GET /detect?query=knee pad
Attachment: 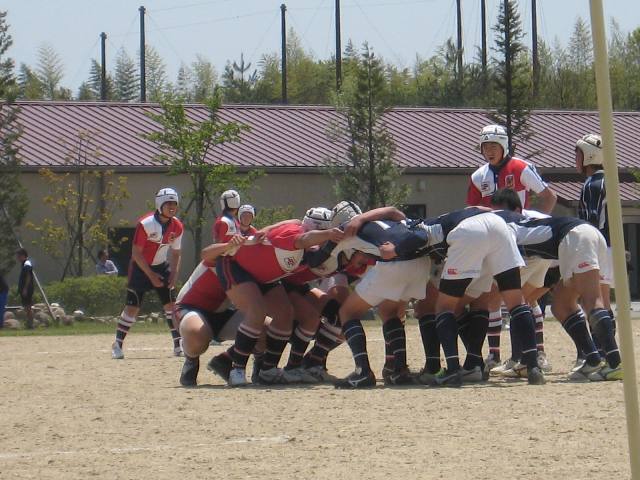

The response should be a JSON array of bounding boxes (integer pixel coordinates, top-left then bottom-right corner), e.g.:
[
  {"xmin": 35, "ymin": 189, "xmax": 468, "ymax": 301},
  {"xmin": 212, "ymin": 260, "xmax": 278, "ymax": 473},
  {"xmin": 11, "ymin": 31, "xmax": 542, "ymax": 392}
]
[
  {"xmin": 125, "ymin": 289, "xmax": 143, "ymax": 308},
  {"xmin": 494, "ymin": 267, "xmax": 522, "ymax": 292},
  {"xmin": 439, "ymin": 278, "xmax": 472, "ymax": 297}
]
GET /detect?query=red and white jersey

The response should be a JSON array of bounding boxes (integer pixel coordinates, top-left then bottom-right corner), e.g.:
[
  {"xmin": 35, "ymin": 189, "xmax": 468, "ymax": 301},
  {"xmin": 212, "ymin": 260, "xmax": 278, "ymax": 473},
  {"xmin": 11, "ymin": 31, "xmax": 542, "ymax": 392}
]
[
  {"xmin": 240, "ymin": 225, "xmax": 258, "ymax": 237},
  {"xmin": 176, "ymin": 261, "xmax": 229, "ymax": 313},
  {"xmin": 467, "ymin": 157, "xmax": 547, "ymax": 209},
  {"xmin": 231, "ymin": 223, "xmax": 306, "ymax": 283},
  {"xmin": 133, "ymin": 212, "xmax": 184, "ymax": 266},
  {"xmin": 213, "ymin": 212, "xmax": 241, "ymax": 242}
]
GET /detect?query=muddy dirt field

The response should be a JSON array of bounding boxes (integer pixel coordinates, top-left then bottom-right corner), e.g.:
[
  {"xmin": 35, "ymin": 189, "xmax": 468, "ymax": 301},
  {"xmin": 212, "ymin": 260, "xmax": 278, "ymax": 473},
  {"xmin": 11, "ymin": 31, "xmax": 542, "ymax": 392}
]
[{"xmin": 1, "ymin": 320, "xmax": 638, "ymax": 480}]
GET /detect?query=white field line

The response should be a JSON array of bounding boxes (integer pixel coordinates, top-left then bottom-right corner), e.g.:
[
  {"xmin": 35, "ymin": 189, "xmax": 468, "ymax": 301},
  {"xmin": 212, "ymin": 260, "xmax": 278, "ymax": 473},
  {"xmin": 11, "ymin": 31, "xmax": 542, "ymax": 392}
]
[{"xmin": 0, "ymin": 436, "xmax": 293, "ymax": 460}]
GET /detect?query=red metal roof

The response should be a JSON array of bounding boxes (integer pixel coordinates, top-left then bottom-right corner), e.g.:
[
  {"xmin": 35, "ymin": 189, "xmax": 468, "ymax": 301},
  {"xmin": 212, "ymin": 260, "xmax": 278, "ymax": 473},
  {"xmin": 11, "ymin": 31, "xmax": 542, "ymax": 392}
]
[
  {"xmin": 9, "ymin": 101, "xmax": 640, "ymax": 171},
  {"xmin": 548, "ymin": 180, "xmax": 640, "ymax": 203}
]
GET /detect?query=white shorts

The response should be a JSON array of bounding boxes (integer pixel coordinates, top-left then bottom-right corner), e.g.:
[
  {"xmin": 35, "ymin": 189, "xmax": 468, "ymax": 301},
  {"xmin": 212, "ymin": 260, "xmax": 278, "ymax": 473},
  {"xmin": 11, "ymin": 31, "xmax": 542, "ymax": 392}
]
[
  {"xmin": 521, "ymin": 256, "xmax": 552, "ymax": 289},
  {"xmin": 558, "ymin": 224, "xmax": 608, "ymax": 282},
  {"xmin": 318, "ymin": 272, "xmax": 349, "ymax": 292},
  {"xmin": 355, "ymin": 256, "xmax": 430, "ymax": 306},
  {"xmin": 441, "ymin": 213, "xmax": 525, "ymax": 281},
  {"xmin": 599, "ymin": 247, "xmax": 614, "ymax": 287}
]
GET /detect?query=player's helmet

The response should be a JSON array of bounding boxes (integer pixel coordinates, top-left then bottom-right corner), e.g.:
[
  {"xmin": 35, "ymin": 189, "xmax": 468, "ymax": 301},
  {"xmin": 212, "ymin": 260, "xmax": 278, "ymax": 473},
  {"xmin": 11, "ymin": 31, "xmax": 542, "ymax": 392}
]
[
  {"xmin": 302, "ymin": 207, "xmax": 333, "ymax": 231},
  {"xmin": 576, "ymin": 133, "xmax": 603, "ymax": 167},
  {"xmin": 330, "ymin": 201, "xmax": 362, "ymax": 228},
  {"xmin": 238, "ymin": 204, "xmax": 255, "ymax": 218},
  {"xmin": 220, "ymin": 190, "xmax": 241, "ymax": 211},
  {"xmin": 479, "ymin": 124, "xmax": 509, "ymax": 158},
  {"xmin": 155, "ymin": 187, "xmax": 179, "ymax": 212}
]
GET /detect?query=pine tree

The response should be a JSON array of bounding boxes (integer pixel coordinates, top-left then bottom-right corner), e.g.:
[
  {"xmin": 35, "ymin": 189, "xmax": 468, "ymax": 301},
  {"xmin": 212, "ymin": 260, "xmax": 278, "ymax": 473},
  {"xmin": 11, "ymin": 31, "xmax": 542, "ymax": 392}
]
[
  {"xmin": 488, "ymin": 0, "xmax": 532, "ymax": 155},
  {"xmin": 326, "ymin": 43, "xmax": 409, "ymax": 210},
  {"xmin": 174, "ymin": 63, "xmax": 193, "ymax": 102},
  {"xmin": 144, "ymin": 45, "xmax": 167, "ymax": 101},
  {"xmin": 191, "ymin": 54, "xmax": 217, "ymax": 102},
  {"xmin": 35, "ymin": 43, "xmax": 65, "ymax": 100},
  {"xmin": 17, "ymin": 63, "xmax": 44, "ymax": 99},
  {"xmin": 113, "ymin": 48, "xmax": 138, "ymax": 102}
]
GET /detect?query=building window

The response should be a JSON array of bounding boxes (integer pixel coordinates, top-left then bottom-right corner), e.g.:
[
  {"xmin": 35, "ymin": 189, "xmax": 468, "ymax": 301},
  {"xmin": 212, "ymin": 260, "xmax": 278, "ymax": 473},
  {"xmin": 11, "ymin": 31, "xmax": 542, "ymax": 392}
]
[
  {"xmin": 403, "ymin": 204, "xmax": 426, "ymax": 220},
  {"xmin": 109, "ymin": 227, "xmax": 135, "ymax": 276}
]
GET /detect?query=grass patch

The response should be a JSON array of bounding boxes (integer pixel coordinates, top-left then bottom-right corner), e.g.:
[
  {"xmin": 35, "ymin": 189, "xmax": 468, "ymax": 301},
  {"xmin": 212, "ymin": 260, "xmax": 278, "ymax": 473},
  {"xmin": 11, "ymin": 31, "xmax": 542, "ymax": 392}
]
[{"xmin": 0, "ymin": 321, "xmax": 169, "ymax": 337}]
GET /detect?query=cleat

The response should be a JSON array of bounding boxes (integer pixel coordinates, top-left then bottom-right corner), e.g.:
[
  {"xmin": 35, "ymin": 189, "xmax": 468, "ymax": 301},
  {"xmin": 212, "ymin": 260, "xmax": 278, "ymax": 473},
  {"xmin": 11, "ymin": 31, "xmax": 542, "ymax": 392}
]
[
  {"xmin": 250, "ymin": 355, "xmax": 264, "ymax": 384},
  {"xmin": 257, "ymin": 367, "xmax": 286, "ymax": 385},
  {"xmin": 416, "ymin": 368, "xmax": 441, "ymax": 385},
  {"xmin": 179, "ymin": 356, "xmax": 199, "ymax": 387},
  {"xmin": 497, "ymin": 361, "xmax": 528, "ymax": 378},
  {"xmin": 588, "ymin": 364, "xmax": 623, "ymax": 381},
  {"xmin": 382, "ymin": 366, "xmax": 415, "ymax": 386},
  {"xmin": 228, "ymin": 368, "xmax": 248, "ymax": 387},
  {"xmin": 568, "ymin": 361, "xmax": 602, "ymax": 382},
  {"xmin": 491, "ymin": 358, "xmax": 517, "ymax": 376},
  {"xmin": 304, "ymin": 365, "xmax": 338, "ymax": 383},
  {"xmin": 207, "ymin": 354, "xmax": 232, "ymax": 381},
  {"xmin": 334, "ymin": 369, "xmax": 376, "ymax": 389},
  {"xmin": 111, "ymin": 342, "xmax": 124, "ymax": 360},
  {"xmin": 483, "ymin": 354, "xmax": 500, "ymax": 373},
  {"xmin": 431, "ymin": 368, "xmax": 462, "ymax": 387},
  {"xmin": 173, "ymin": 346, "xmax": 184, "ymax": 357},
  {"xmin": 537, "ymin": 351, "xmax": 552, "ymax": 373},
  {"xmin": 460, "ymin": 366, "xmax": 484, "ymax": 383},
  {"xmin": 573, "ymin": 357, "xmax": 586, "ymax": 370},
  {"xmin": 527, "ymin": 366, "xmax": 546, "ymax": 385},
  {"xmin": 283, "ymin": 367, "xmax": 320, "ymax": 384}
]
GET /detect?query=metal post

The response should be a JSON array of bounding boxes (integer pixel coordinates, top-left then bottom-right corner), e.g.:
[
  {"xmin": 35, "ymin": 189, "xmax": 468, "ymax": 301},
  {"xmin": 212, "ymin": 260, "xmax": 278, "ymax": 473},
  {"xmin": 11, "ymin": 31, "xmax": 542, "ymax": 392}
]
[
  {"xmin": 139, "ymin": 5, "xmax": 146, "ymax": 102},
  {"xmin": 335, "ymin": 0, "xmax": 342, "ymax": 91},
  {"xmin": 456, "ymin": 0, "xmax": 463, "ymax": 83},
  {"xmin": 531, "ymin": 0, "xmax": 539, "ymax": 97},
  {"xmin": 589, "ymin": 3, "xmax": 640, "ymax": 478},
  {"xmin": 503, "ymin": 0, "xmax": 512, "ymax": 153},
  {"xmin": 281, "ymin": 4, "xmax": 288, "ymax": 104},
  {"xmin": 481, "ymin": 0, "xmax": 487, "ymax": 74},
  {"xmin": 100, "ymin": 32, "xmax": 107, "ymax": 101}
]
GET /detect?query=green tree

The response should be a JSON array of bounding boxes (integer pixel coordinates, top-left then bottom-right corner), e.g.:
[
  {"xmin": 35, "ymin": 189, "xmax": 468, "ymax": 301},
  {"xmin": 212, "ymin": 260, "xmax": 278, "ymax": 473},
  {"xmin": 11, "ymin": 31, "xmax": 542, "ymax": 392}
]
[
  {"xmin": 26, "ymin": 131, "xmax": 130, "ymax": 279},
  {"xmin": 145, "ymin": 45, "xmax": 167, "ymax": 102},
  {"xmin": 0, "ymin": 10, "xmax": 28, "ymax": 275},
  {"xmin": 488, "ymin": 0, "xmax": 532, "ymax": 155},
  {"xmin": 174, "ymin": 63, "xmax": 193, "ymax": 102},
  {"xmin": 222, "ymin": 53, "xmax": 260, "ymax": 103},
  {"xmin": 142, "ymin": 92, "xmax": 260, "ymax": 264},
  {"xmin": 35, "ymin": 43, "xmax": 70, "ymax": 100},
  {"xmin": 191, "ymin": 55, "xmax": 217, "ymax": 102},
  {"xmin": 85, "ymin": 59, "xmax": 113, "ymax": 100},
  {"xmin": 17, "ymin": 63, "xmax": 44, "ymax": 99},
  {"xmin": 113, "ymin": 48, "xmax": 138, "ymax": 102},
  {"xmin": 326, "ymin": 43, "xmax": 409, "ymax": 210}
]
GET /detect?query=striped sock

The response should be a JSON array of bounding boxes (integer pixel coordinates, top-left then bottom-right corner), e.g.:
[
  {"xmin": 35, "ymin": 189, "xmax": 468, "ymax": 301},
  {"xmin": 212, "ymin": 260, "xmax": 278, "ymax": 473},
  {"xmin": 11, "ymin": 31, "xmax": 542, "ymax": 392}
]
[
  {"xmin": 165, "ymin": 310, "xmax": 181, "ymax": 351},
  {"xmin": 533, "ymin": 303, "xmax": 544, "ymax": 352},
  {"xmin": 487, "ymin": 309, "xmax": 502, "ymax": 362},
  {"xmin": 342, "ymin": 319, "xmax": 371, "ymax": 373},
  {"xmin": 382, "ymin": 317, "xmax": 407, "ymax": 372},
  {"xmin": 436, "ymin": 311, "xmax": 460, "ymax": 372},
  {"xmin": 286, "ymin": 325, "xmax": 315, "ymax": 369},
  {"xmin": 589, "ymin": 308, "xmax": 621, "ymax": 368},
  {"xmin": 262, "ymin": 325, "xmax": 292, "ymax": 370},
  {"xmin": 115, "ymin": 311, "xmax": 135, "ymax": 348},
  {"xmin": 231, "ymin": 324, "xmax": 261, "ymax": 369},
  {"xmin": 509, "ymin": 305, "xmax": 537, "ymax": 369},
  {"xmin": 303, "ymin": 321, "xmax": 343, "ymax": 368},
  {"xmin": 562, "ymin": 311, "xmax": 600, "ymax": 366},
  {"xmin": 418, "ymin": 314, "xmax": 441, "ymax": 374}
]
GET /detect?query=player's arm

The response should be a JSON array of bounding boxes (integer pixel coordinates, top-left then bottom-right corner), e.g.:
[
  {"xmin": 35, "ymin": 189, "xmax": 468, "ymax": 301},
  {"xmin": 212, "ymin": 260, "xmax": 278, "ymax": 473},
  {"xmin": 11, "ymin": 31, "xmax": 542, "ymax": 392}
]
[
  {"xmin": 131, "ymin": 245, "xmax": 163, "ymax": 288},
  {"xmin": 535, "ymin": 187, "xmax": 557, "ymax": 214},
  {"xmin": 255, "ymin": 219, "xmax": 302, "ymax": 241},
  {"xmin": 201, "ymin": 235, "xmax": 247, "ymax": 263},
  {"xmin": 295, "ymin": 228, "xmax": 344, "ymax": 249},
  {"xmin": 168, "ymin": 249, "xmax": 181, "ymax": 289},
  {"xmin": 521, "ymin": 165, "xmax": 556, "ymax": 214},
  {"xmin": 343, "ymin": 207, "xmax": 406, "ymax": 237}
]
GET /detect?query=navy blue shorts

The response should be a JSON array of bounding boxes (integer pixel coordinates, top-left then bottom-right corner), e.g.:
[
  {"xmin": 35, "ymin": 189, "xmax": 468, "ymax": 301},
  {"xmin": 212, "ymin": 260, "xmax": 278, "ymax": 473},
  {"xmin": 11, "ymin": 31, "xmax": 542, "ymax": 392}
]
[
  {"xmin": 216, "ymin": 257, "xmax": 280, "ymax": 294},
  {"xmin": 176, "ymin": 305, "xmax": 236, "ymax": 342},
  {"xmin": 282, "ymin": 280, "xmax": 312, "ymax": 295},
  {"xmin": 126, "ymin": 262, "xmax": 174, "ymax": 307}
]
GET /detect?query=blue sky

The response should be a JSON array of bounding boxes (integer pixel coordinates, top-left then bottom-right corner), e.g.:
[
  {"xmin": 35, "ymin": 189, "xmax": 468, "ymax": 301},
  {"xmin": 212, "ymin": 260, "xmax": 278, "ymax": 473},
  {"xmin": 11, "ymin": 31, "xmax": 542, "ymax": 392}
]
[{"xmin": 5, "ymin": 0, "xmax": 639, "ymax": 91}]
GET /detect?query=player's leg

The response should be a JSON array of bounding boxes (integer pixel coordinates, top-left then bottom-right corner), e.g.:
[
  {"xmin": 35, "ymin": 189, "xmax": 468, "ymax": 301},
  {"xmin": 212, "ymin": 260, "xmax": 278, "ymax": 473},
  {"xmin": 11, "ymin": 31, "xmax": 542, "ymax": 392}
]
[
  {"xmin": 414, "ymin": 280, "xmax": 441, "ymax": 382},
  {"xmin": 177, "ymin": 310, "xmax": 213, "ymax": 386},
  {"xmin": 379, "ymin": 300, "xmax": 412, "ymax": 385},
  {"xmin": 283, "ymin": 289, "xmax": 321, "ymax": 383}
]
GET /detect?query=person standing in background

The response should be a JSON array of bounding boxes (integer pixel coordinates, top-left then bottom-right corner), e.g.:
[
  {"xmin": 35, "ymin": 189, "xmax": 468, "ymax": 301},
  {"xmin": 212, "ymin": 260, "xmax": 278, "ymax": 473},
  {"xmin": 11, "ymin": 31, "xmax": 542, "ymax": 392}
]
[
  {"xmin": 96, "ymin": 249, "xmax": 119, "ymax": 276},
  {"xmin": 16, "ymin": 248, "xmax": 34, "ymax": 329}
]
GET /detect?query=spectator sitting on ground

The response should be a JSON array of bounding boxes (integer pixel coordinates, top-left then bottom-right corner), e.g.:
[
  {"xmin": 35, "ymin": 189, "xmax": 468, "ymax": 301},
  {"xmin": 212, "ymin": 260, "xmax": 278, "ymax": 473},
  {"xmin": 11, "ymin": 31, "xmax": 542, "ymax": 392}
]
[{"xmin": 96, "ymin": 250, "xmax": 119, "ymax": 276}]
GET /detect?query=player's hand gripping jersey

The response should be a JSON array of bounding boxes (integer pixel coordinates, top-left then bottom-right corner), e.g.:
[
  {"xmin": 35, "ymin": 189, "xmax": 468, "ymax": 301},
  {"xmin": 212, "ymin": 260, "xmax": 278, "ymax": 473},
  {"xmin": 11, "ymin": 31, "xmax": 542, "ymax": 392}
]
[{"xmin": 132, "ymin": 212, "xmax": 184, "ymax": 265}]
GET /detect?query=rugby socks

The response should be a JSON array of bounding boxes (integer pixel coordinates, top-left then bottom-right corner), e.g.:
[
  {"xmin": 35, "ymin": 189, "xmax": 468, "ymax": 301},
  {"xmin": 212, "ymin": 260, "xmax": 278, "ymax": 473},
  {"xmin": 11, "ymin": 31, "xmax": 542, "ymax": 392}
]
[
  {"xmin": 382, "ymin": 317, "xmax": 407, "ymax": 372},
  {"xmin": 115, "ymin": 311, "xmax": 136, "ymax": 348},
  {"xmin": 562, "ymin": 311, "xmax": 601, "ymax": 367},
  {"xmin": 486, "ymin": 309, "xmax": 502, "ymax": 362},
  {"xmin": 436, "ymin": 311, "xmax": 460, "ymax": 372},
  {"xmin": 533, "ymin": 304, "xmax": 545, "ymax": 352},
  {"xmin": 418, "ymin": 314, "xmax": 441, "ymax": 374},
  {"xmin": 342, "ymin": 319, "xmax": 371, "ymax": 373},
  {"xmin": 303, "ymin": 321, "xmax": 343, "ymax": 368},
  {"xmin": 508, "ymin": 315, "xmax": 523, "ymax": 362},
  {"xmin": 286, "ymin": 325, "xmax": 316, "ymax": 369},
  {"xmin": 509, "ymin": 305, "xmax": 537, "ymax": 369},
  {"xmin": 456, "ymin": 311, "xmax": 472, "ymax": 351},
  {"xmin": 589, "ymin": 308, "xmax": 621, "ymax": 368},
  {"xmin": 262, "ymin": 325, "xmax": 293, "ymax": 370},
  {"xmin": 462, "ymin": 310, "xmax": 489, "ymax": 370},
  {"xmin": 609, "ymin": 309, "xmax": 616, "ymax": 337},
  {"xmin": 165, "ymin": 310, "xmax": 181, "ymax": 351},
  {"xmin": 231, "ymin": 324, "xmax": 262, "ymax": 369}
]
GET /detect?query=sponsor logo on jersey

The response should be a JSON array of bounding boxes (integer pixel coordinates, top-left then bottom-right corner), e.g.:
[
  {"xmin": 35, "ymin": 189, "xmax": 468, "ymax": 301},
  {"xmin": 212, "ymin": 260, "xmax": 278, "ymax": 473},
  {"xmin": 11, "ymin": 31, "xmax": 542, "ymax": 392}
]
[
  {"xmin": 447, "ymin": 268, "xmax": 458, "ymax": 275},
  {"xmin": 481, "ymin": 182, "xmax": 490, "ymax": 193},
  {"xmin": 505, "ymin": 174, "xmax": 515, "ymax": 189},
  {"xmin": 149, "ymin": 232, "xmax": 161, "ymax": 241},
  {"xmin": 284, "ymin": 257, "xmax": 297, "ymax": 269},
  {"xmin": 578, "ymin": 262, "xmax": 592, "ymax": 269}
]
